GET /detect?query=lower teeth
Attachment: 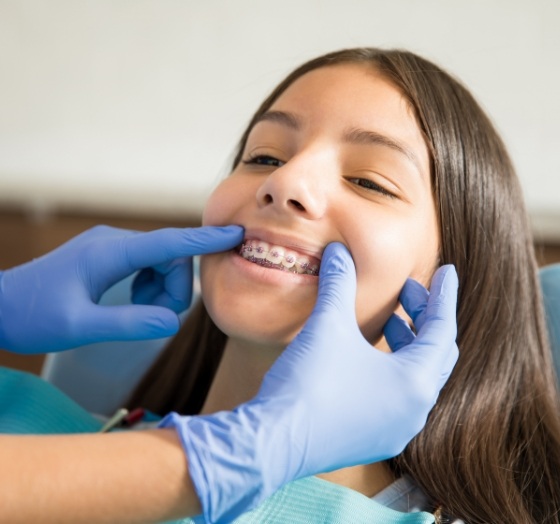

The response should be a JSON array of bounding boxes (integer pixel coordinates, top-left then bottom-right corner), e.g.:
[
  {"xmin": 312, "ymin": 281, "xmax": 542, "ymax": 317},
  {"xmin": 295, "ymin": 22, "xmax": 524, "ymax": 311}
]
[{"xmin": 239, "ymin": 245, "xmax": 319, "ymax": 276}]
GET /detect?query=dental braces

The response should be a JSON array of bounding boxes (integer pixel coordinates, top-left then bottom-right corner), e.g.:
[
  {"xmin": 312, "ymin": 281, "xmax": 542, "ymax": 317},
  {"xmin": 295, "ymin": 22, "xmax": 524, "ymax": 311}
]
[{"xmin": 239, "ymin": 242, "xmax": 320, "ymax": 276}]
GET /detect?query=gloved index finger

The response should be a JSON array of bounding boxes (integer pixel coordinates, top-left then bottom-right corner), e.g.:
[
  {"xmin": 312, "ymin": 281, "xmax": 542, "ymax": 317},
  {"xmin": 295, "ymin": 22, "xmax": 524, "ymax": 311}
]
[
  {"xmin": 399, "ymin": 278, "xmax": 429, "ymax": 324},
  {"xmin": 122, "ymin": 225, "xmax": 244, "ymax": 270}
]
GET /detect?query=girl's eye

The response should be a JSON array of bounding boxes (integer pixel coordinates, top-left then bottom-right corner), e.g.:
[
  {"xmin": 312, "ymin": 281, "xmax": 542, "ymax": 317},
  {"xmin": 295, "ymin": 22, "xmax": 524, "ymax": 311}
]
[
  {"xmin": 347, "ymin": 177, "xmax": 396, "ymax": 199},
  {"xmin": 243, "ymin": 155, "xmax": 285, "ymax": 168}
]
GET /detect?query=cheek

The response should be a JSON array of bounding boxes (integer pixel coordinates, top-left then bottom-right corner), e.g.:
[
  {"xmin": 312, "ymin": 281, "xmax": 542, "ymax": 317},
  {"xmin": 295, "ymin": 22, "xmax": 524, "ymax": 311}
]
[
  {"xmin": 352, "ymin": 240, "xmax": 409, "ymax": 343},
  {"xmin": 350, "ymin": 212, "xmax": 439, "ymax": 342},
  {"xmin": 202, "ymin": 178, "xmax": 242, "ymax": 226}
]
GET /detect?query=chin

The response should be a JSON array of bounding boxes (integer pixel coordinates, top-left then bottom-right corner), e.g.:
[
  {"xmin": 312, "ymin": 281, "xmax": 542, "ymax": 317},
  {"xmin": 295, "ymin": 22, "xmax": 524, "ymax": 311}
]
[
  {"xmin": 201, "ymin": 286, "xmax": 307, "ymax": 349},
  {"xmin": 206, "ymin": 304, "xmax": 306, "ymax": 350}
]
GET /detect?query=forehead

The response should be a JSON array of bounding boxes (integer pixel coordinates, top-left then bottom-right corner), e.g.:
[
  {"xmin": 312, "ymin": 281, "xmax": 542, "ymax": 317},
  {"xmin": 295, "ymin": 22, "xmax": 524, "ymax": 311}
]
[{"xmin": 270, "ymin": 63, "xmax": 415, "ymax": 126}]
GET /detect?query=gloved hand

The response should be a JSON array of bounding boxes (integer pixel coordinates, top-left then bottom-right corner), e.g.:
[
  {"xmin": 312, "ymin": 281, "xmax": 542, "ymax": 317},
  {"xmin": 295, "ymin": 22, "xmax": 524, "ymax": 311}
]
[
  {"xmin": 0, "ymin": 225, "xmax": 243, "ymax": 353},
  {"xmin": 162, "ymin": 242, "xmax": 459, "ymax": 523}
]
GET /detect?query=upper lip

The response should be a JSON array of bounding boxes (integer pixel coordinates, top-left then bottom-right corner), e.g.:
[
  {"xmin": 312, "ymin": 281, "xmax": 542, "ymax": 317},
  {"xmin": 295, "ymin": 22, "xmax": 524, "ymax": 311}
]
[{"xmin": 242, "ymin": 227, "xmax": 325, "ymax": 261}]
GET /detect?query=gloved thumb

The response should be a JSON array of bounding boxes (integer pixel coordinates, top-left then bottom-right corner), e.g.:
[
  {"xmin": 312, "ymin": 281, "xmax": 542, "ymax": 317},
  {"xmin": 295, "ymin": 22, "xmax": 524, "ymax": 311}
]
[
  {"xmin": 312, "ymin": 242, "xmax": 356, "ymax": 319},
  {"xmin": 79, "ymin": 304, "xmax": 180, "ymax": 343}
]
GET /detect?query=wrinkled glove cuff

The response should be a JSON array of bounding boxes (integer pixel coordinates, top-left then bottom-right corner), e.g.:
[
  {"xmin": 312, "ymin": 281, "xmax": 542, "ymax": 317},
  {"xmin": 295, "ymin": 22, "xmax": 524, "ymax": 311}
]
[{"xmin": 159, "ymin": 402, "xmax": 301, "ymax": 523}]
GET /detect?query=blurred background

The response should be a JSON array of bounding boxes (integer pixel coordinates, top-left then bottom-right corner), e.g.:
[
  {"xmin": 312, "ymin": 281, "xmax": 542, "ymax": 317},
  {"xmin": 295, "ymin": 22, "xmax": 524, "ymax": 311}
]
[{"xmin": 1, "ymin": 0, "xmax": 559, "ymax": 371}]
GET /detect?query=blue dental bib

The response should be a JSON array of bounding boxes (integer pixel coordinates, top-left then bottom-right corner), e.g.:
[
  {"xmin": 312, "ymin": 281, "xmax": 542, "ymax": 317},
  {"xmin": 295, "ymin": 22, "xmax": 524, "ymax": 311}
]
[{"xmin": 175, "ymin": 475, "xmax": 435, "ymax": 524}]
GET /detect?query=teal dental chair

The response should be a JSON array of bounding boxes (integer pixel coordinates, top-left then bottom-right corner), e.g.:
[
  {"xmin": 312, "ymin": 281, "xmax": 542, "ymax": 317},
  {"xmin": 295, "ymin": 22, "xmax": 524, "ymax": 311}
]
[{"xmin": 42, "ymin": 264, "xmax": 560, "ymax": 416}]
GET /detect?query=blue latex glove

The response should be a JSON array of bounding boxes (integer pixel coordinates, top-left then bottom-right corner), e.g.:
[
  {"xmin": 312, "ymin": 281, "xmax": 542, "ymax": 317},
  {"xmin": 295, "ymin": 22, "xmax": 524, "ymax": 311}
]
[
  {"xmin": 0, "ymin": 225, "xmax": 243, "ymax": 353},
  {"xmin": 161, "ymin": 242, "xmax": 459, "ymax": 523}
]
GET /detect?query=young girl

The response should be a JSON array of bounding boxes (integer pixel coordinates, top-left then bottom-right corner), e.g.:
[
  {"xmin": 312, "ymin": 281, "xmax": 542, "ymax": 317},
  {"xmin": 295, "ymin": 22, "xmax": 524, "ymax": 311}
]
[{"xmin": 129, "ymin": 48, "xmax": 560, "ymax": 523}]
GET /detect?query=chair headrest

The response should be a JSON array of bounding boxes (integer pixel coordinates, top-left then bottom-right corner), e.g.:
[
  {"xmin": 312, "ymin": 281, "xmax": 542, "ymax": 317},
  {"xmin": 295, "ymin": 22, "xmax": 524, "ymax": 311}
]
[{"xmin": 540, "ymin": 264, "xmax": 560, "ymax": 380}]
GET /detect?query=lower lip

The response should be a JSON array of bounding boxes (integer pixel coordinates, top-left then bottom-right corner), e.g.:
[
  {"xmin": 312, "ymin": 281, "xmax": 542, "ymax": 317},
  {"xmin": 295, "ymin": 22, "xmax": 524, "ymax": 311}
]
[{"xmin": 229, "ymin": 250, "xmax": 319, "ymax": 285}]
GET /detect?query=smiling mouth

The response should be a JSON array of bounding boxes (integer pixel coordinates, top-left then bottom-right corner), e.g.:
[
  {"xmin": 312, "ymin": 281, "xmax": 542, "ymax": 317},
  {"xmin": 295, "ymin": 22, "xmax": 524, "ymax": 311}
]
[{"xmin": 238, "ymin": 239, "xmax": 321, "ymax": 276}]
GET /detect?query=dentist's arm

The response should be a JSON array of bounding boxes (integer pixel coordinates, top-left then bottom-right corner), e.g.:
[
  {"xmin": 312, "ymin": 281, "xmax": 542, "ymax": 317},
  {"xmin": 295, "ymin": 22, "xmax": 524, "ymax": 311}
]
[
  {"xmin": 0, "ymin": 225, "xmax": 244, "ymax": 353},
  {"xmin": 0, "ymin": 429, "xmax": 200, "ymax": 524}
]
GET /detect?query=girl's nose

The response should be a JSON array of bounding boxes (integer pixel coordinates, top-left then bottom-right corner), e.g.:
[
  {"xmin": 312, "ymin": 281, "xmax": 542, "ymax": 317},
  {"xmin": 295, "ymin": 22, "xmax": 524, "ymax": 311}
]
[{"xmin": 255, "ymin": 160, "xmax": 328, "ymax": 220}]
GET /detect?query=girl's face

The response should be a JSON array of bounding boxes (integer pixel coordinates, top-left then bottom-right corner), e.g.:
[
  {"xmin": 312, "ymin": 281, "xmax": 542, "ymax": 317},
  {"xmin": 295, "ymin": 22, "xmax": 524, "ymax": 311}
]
[{"xmin": 201, "ymin": 64, "xmax": 439, "ymax": 350}]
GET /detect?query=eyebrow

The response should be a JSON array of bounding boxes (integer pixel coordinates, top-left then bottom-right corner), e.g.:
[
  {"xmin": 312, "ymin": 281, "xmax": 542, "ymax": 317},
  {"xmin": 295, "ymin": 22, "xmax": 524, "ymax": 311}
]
[
  {"xmin": 343, "ymin": 127, "xmax": 422, "ymax": 175},
  {"xmin": 253, "ymin": 110, "xmax": 301, "ymax": 130},
  {"xmin": 253, "ymin": 110, "xmax": 422, "ymax": 175}
]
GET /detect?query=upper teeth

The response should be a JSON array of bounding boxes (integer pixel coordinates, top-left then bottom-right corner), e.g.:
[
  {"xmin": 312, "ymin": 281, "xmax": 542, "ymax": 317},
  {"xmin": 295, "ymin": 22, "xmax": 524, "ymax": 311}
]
[{"xmin": 240, "ymin": 239, "xmax": 320, "ymax": 276}]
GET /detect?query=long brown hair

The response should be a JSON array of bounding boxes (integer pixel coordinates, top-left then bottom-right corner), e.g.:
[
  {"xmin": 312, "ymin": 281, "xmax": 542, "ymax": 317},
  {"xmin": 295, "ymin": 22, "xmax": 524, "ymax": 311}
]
[{"xmin": 129, "ymin": 48, "xmax": 560, "ymax": 523}]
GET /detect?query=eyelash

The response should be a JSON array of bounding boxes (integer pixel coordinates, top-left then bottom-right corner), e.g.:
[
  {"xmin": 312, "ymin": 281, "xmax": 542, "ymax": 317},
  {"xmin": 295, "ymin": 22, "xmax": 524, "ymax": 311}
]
[
  {"xmin": 346, "ymin": 177, "xmax": 396, "ymax": 199},
  {"xmin": 243, "ymin": 155, "xmax": 396, "ymax": 199},
  {"xmin": 242, "ymin": 155, "xmax": 285, "ymax": 167}
]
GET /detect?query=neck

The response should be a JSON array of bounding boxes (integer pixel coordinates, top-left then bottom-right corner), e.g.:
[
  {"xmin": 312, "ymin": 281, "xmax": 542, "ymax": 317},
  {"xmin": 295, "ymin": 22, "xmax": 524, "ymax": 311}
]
[
  {"xmin": 200, "ymin": 338, "xmax": 278, "ymax": 414},
  {"xmin": 200, "ymin": 338, "xmax": 395, "ymax": 498}
]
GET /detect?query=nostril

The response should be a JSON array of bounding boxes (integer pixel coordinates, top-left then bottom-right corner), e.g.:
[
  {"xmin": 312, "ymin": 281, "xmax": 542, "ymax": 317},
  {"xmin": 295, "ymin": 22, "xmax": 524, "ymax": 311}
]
[
  {"xmin": 263, "ymin": 194, "xmax": 273, "ymax": 204},
  {"xmin": 289, "ymin": 199, "xmax": 305, "ymax": 211}
]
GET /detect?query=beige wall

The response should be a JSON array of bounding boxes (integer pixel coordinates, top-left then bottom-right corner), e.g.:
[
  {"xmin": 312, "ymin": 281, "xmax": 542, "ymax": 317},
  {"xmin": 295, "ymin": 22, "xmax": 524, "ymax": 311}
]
[{"xmin": 0, "ymin": 1, "xmax": 559, "ymax": 239}]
